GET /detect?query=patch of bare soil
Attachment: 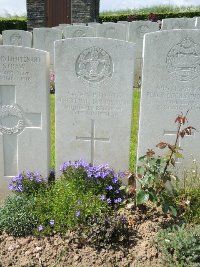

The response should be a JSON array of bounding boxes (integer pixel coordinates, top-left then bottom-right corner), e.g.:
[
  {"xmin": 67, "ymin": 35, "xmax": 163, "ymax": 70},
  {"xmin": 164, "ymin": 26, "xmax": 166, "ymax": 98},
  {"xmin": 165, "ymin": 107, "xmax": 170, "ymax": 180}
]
[{"xmin": 0, "ymin": 205, "xmax": 177, "ymax": 267}]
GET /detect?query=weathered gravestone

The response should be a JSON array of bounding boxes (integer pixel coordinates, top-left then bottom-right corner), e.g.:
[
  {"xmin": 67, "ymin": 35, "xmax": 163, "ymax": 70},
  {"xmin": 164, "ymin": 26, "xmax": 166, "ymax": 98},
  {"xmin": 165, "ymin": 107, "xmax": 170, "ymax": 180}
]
[
  {"xmin": 63, "ymin": 25, "xmax": 96, "ymax": 38},
  {"xmin": 96, "ymin": 24, "xmax": 128, "ymax": 40},
  {"xmin": 55, "ymin": 38, "xmax": 135, "ymax": 176},
  {"xmin": 128, "ymin": 21, "xmax": 159, "ymax": 87},
  {"xmin": 33, "ymin": 28, "xmax": 62, "ymax": 68},
  {"xmin": 2, "ymin": 30, "xmax": 32, "ymax": 47},
  {"xmin": 0, "ymin": 35, "xmax": 2, "ymax": 45},
  {"xmin": 0, "ymin": 46, "xmax": 50, "ymax": 202},
  {"xmin": 137, "ymin": 30, "xmax": 200, "ymax": 177},
  {"xmin": 161, "ymin": 18, "xmax": 196, "ymax": 30}
]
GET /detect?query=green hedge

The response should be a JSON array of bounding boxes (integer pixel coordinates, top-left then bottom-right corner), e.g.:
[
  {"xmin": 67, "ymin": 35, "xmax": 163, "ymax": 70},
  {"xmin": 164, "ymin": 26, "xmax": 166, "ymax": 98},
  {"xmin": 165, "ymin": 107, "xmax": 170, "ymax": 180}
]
[
  {"xmin": 0, "ymin": 19, "xmax": 27, "ymax": 34},
  {"xmin": 99, "ymin": 11, "xmax": 200, "ymax": 22}
]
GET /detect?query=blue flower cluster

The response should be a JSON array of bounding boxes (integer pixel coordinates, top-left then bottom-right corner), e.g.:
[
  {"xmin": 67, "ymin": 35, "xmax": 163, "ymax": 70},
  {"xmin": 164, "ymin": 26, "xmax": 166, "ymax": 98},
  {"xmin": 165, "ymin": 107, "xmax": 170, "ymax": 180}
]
[
  {"xmin": 9, "ymin": 171, "xmax": 48, "ymax": 194},
  {"xmin": 61, "ymin": 159, "xmax": 126, "ymax": 206}
]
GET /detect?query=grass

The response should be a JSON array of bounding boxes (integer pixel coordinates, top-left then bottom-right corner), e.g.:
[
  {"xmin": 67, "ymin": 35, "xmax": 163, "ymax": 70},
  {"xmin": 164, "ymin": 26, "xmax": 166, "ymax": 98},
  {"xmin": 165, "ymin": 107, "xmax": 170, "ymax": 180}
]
[
  {"xmin": 50, "ymin": 89, "xmax": 140, "ymax": 171},
  {"xmin": 50, "ymin": 95, "xmax": 55, "ymax": 170},
  {"xmin": 101, "ymin": 5, "xmax": 200, "ymax": 16},
  {"xmin": 130, "ymin": 88, "xmax": 140, "ymax": 172}
]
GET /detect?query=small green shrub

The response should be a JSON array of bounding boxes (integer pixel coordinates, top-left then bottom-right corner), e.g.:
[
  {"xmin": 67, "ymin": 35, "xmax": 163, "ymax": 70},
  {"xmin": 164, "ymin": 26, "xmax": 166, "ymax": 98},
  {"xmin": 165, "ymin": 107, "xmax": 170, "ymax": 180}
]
[
  {"xmin": 0, "ymin": 19, "xmax": 27, "ymax": 34},
  {"xmin": 157, "ymin": 224, "xmax": 200, "ymax": 267},
  {"xmin": 0, "ymin": 195, "xmax": 38, "ymax": 236},
  {"xmin": 33, "ymin": 160, "xmax": 126, "ymax": 235},
  {"xmin": 33, "ymin": 177, "xmax": 109, "ymax": 235}
]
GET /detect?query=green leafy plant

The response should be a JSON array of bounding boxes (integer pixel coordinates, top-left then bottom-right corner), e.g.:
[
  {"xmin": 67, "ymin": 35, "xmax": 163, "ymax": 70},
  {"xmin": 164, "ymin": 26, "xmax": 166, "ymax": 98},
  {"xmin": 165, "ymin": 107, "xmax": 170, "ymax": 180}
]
[
  {"xmin": 0, "ymin": 195, "xmax": 38, "ymax": 236},
  {"xmin": 136, "ymin": 111, "xmax": 196, "ymax": 215},
  {"xmin": 157, "ymin": 224, "xmax": 200, "ymax": 267},
  {"xmin": 33, "ymin": 177, "xmax": 109, "ymax": 235}
]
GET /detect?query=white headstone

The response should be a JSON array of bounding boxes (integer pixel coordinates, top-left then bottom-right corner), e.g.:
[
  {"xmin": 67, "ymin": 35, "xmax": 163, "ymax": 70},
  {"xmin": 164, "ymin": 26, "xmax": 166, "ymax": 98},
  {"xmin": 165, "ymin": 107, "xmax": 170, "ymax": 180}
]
[
  {"xmin": 0, "ymin": 46, "xmax": 50, "ymax": 201},
  {"xmin": 2, "ymin": 30, "xmax": 32, "ymax": 47},
  {"xmin": 63, "ymin": 25, "xmax": 96, "ymax": 38},
  {"xmin": 33, "ymin": 28, "xmax": 62, "ymax": 67},
  {"xmin": 55, "ymin": 38, "xmax": 135, "ymax": 175},
  {"xmin": 96, "ymin": 23, "xmax": 128, "ymax": 40},
  {"xmin": 128, "ymin": 21, "xmax": 159, "ymax": 87},
  {"xmin": 161, "ymin": 18, "xmax": 196, "ymax": 30},
  {"xmin": 137, "ymin": 30, "xmax": 200, "ymax": 176}
]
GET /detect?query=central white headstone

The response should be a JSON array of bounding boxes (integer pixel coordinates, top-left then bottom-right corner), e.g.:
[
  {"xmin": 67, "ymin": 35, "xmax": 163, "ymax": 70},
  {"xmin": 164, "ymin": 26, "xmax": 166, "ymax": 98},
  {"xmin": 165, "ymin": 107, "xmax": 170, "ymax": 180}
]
[
  {"xmin": 55, "ymin": 38, "xmax": 135, "ymax": 175},
  {"xmin": 0, "ymin": 46, "xmax": 50, "ymax": 201},
  {"xmin": 137, "ymin": 30, "xmax": 200, "ymax": 176}
]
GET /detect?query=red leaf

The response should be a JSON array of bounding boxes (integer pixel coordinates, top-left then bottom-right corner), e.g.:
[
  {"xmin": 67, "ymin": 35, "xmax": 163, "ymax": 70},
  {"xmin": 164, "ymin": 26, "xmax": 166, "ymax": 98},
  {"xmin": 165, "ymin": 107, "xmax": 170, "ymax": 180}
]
[
  {"xmin": 146, "ymin": 149, "xmax": 155, "ymax": 157},
  {"xmin": 156, "ymin": 142, "xmax": 168, "ymax": 149}
]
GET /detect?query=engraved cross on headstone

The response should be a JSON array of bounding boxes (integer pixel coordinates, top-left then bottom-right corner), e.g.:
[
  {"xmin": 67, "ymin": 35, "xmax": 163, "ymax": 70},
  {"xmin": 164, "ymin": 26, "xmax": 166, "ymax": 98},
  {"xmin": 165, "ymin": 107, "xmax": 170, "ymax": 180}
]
[
  {"xmin": 163, "ymin": 129, "xmax": 195, "ymax": 163},
  {"xmin": 0, "ymin": 85, "xmax": 41, "ymax": 177},
  {"xmin": 76, "ymin": 119, "xmax": 110, "ymax": 165}
]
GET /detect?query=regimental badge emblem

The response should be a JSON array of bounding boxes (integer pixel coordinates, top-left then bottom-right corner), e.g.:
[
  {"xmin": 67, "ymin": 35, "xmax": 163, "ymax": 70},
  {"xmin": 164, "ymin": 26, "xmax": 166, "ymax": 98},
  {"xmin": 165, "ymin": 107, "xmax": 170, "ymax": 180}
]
[
  {"xmin": 75, "ymin": 46, "xmax": 113, "ymax": 83},
  {"xmin": 10, "ymin": 34, "xmax": 22, "ymax": 46},
  {"xmin": 166, "ymin": 38, "xmax": 200, "ymax": 81}
]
